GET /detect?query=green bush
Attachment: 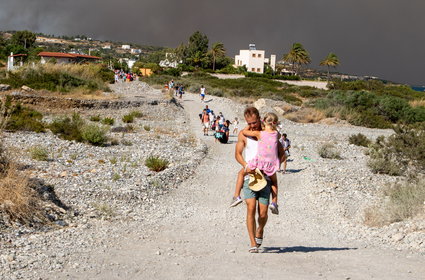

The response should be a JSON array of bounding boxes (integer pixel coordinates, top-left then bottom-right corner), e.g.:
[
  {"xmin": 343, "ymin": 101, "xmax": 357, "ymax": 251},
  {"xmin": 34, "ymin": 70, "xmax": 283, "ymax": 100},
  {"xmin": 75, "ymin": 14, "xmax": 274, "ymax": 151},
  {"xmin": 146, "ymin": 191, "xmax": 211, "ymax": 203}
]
[
  {"xmin": 318, "ymin": 143, "xmax": 341, "ymax": 159},
  {"xmin": 244, "ymin": 71, "xmax": 300, "ymax": 81},
  {"xmin": 101, "ymin": 117, "xmax": 115, "ymax": 125},
  {"xmin": 313, "ymin": 90, "xmax": 425, "ymax": 128},
  {"xmin": 4, "ymin": 103, "xmax": 45, "ymax": 133},
  {"xmin": 49, "ymin": 113, "xmax": 84, "ymax": 142},
  {"xmin": 130, "ymin": 111, "xmax": 143, "ymax": 118},
  {"xmin": 90, "ymin": 115, "xmax": 101, "ymax": 122},
  {"xmin": 348, "ymin": 133, "xmax": 372, "ymax": 147},
  {"xmin": 145, "ymin": 156, "xmax": 169, "ymax": 172},
  {"xmin": 161, "ymin": 68, "xmax": 181, "ymax": 77},
  {"xmin": 122, "ymin": 114, "xmax": 134, "ymax": 123},
  {"xmin": 143, "ymin": 125, "xmax": 151, "ymax": 131},
  {"xmin": 81, "ymin": 124, "xmax": 108, "ymax": 146},
  {"xmin": 29, "ymin": 145, "xmax": 49, "ymax": 161},
  {"xmin": 366, "ymin": 125, "xmax": 425, "ymax": 176},
  {"xmin": 367, "ymin": 158, "xmax": 402, "ymax": 176}
]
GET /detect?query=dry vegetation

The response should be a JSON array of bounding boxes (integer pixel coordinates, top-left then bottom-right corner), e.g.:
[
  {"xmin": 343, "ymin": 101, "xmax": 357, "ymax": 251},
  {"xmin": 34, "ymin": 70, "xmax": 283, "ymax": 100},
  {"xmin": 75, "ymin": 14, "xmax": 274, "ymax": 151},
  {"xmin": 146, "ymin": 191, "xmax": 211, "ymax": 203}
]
[
  {"xmin": 364, "ymin": 179, "xmax": 425, "ymax": 227},
  {"xmin": 284, "ymin": 107, "xmax": 325, "ymax": 123},
  {"xmin": 0, "ymin": 97, "xmax": 66, "ymax": 228},
  {"xmin": 409, "ymin": 99, "xmax": 425, "ymax": 108}
]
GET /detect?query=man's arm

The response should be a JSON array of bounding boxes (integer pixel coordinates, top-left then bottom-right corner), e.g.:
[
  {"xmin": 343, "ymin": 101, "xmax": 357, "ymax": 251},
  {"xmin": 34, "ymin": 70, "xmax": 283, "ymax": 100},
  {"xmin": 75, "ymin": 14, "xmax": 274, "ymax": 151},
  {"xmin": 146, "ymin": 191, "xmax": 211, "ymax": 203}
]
[
  {"xmin": 235, "ymin": 131, "xmax": 247, "ymax": 168},
  {"xmin": 235, "ymin": 131, "xmax": 255, "ymax": 174}
]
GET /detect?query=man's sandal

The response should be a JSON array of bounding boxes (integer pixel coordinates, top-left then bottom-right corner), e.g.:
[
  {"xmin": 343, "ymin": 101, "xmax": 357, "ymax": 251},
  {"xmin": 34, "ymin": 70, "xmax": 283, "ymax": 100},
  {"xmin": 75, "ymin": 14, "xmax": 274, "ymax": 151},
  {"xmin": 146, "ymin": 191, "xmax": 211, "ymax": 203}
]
[
  {"xmin": 248, "ymin": 247, "xmax": 259, "ymax": 253},
  {"xmin": 255, "ymin": 237, "xmax": 263, "ymax": 248}
]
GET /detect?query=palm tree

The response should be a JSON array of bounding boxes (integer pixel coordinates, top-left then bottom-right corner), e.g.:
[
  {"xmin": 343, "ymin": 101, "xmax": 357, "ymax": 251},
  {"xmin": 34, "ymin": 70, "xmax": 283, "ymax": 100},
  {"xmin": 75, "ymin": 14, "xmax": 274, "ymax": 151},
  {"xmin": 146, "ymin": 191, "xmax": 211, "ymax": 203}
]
[
  {"xmin": 283, "ymin": 43, "xmax": 311, "ymax": 76},
  {"xmin": 320, "ymin": 52, "xmax": 340, "ymax": 82},
  {"xmin": 210, "ymin": 42, "xmax": 226, "ymax": 71}
]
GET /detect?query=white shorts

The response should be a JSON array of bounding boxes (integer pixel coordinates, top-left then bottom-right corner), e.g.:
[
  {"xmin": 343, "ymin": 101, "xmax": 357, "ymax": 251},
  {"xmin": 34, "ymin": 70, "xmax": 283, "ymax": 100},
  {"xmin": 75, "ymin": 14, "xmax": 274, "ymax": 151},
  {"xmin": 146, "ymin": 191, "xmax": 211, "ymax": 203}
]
[{"xmin": 203, "ymin": 122, "xmax": 210, "ymax": 128}]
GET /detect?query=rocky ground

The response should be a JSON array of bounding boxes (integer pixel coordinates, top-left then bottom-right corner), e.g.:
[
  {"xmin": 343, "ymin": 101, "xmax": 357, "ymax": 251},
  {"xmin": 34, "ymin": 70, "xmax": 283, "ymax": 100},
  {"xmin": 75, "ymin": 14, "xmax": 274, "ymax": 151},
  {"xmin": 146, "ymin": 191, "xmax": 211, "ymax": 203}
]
[{"xmin": 0, "ymin": 81, "xmax": 424, "ymax": 279}]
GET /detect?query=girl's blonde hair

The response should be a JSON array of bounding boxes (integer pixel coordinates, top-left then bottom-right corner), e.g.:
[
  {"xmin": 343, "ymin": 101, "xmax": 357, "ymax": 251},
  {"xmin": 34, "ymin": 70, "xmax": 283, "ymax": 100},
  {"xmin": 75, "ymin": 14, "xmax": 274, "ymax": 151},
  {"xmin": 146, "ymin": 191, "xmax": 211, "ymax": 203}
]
[{"xmin": 263, "ymin": 112, "xmax": 279, "ymax": 130}]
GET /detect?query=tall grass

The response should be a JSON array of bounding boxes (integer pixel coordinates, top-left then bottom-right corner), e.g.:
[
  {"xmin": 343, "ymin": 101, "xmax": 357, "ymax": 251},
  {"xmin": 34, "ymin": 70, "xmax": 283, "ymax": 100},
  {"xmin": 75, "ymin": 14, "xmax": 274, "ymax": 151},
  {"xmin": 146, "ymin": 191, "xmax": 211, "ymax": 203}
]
[
  {"xmin": 364, "ymin": 179, "xmax": 425, "ymax": 226},
  {"xmin": 0, "ymin": 64, "xmax": 113, "ymax": 93}
]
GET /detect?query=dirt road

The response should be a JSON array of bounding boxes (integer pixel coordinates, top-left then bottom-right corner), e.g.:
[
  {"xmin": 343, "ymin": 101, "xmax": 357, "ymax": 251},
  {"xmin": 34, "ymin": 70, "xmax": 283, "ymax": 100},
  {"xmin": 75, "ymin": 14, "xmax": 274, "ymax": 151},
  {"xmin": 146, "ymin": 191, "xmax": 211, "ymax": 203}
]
[{"xmin": 55, "ymin": 92, "xmax": 424, "ymax": 280}]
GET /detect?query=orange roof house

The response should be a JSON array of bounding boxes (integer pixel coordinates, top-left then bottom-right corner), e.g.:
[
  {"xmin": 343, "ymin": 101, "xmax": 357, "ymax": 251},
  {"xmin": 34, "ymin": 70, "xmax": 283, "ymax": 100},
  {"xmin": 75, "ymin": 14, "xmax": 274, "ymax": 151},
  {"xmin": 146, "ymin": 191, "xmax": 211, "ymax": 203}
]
[{"xmin": 38, "ymin": 52, "xmax": 101, "ymax": 64}]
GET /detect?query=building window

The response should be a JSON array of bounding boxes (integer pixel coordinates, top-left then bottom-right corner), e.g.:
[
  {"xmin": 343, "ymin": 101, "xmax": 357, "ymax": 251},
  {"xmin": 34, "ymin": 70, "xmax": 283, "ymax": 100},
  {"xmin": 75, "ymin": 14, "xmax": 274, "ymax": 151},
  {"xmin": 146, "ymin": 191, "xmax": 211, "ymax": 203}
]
[
  {"xmin": 251, "ymin": 68, "xmax": 255, "ymax": 72},
  {"xmin": 257, "ymin": 68, "xmax": 260, "ymax": 72},
  {"xmin": 252, "ymin": 53, "xmax": 256, "ymax": 58},
  {"xmin": 258, "ymin": 54, "xmax": 262, "ymax": 58}
]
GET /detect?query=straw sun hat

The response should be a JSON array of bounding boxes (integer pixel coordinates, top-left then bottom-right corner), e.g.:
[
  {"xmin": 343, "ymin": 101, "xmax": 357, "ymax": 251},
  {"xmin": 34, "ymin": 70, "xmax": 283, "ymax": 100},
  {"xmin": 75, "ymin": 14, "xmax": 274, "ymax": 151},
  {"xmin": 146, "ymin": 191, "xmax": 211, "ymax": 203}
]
[{"xmin": 248, "ymin": 168, "xmax": 267, "ymax": 191}]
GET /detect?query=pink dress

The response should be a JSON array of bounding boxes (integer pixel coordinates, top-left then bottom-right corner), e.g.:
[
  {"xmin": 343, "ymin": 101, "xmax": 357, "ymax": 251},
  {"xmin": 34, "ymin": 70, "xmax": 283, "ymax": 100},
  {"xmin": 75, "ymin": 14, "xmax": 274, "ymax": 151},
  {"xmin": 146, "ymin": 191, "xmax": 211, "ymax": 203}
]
[{"xmin": 247, "ymin": 131, "xmax": 280, "ymax": 176}]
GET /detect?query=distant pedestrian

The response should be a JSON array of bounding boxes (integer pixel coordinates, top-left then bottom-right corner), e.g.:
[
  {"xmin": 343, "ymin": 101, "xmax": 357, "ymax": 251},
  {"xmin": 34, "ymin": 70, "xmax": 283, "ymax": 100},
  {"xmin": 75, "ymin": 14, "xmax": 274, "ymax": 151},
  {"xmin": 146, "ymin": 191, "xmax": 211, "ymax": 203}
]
[
  {"xmin": 279, "ymin": 133, "xmax": 291, "ymax": 173},
  {"xmin": 200, "ymin": 85, "xmax": 206, "ymax": 102},
  {"xmin": 175, "ymin": 84, "xmax": 179, "ymax": 96},
  {"xmin": 201, "ymin": 109, "xmax": 210, "ymax": 136},
  {"xmin": 232, "ymin": 117, "xmax": 239, "ymax": 135},
  {"xmin": 178, "ymin": 85, "xmax": 184, "ymax": 99}
]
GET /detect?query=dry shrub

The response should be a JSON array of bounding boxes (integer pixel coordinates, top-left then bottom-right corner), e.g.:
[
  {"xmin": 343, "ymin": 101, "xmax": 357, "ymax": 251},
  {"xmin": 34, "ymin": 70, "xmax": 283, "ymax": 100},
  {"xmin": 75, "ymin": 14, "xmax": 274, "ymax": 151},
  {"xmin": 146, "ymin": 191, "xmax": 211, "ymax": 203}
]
[
  {"xmin": 364, "ymin": 206, "xmax": 386, "ymax": 227},
  {"xmin": 0, "ymin": 165, "xmax": 47, "ymax": 225},
  {"xmin": 154, "ymin": 127, "xmax": 178, "ymax": 137},
  {"xmin": 284, "ymin": 108, "xmax": 325, "ymax": 123},
  {"xmin": 318, "ymin": 143, "xmax": 342, "ymax": 159},
  {"xmin": 409, "ymin": 99, "xmax": 425, "ymax": 108},
  {"xmin": 364, "ymin": 179, "xmax": 425, "ymax": 227}
]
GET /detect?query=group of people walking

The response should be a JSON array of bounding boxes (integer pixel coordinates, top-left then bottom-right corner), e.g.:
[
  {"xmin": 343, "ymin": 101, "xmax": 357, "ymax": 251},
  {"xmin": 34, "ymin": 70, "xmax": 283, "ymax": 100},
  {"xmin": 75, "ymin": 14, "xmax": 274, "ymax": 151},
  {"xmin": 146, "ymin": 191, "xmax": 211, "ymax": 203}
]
[
  {"xmin": 199, "ymin": 105, "xmax": 240, "ymax": 144},
  {"xmin": 114, "ymin": 70, "xmax": 138, "ymax": 83},
  {"xmin": 167, "ymin": 80, "xmax": 185, "ymax": 99}
]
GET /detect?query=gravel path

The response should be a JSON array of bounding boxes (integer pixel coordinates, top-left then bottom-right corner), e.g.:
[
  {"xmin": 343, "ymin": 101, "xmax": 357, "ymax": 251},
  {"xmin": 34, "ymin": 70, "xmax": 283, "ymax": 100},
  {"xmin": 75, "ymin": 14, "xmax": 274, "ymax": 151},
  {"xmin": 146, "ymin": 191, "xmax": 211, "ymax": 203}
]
[{"xmin": 1, "ymin": 83, "xmax": 424, "ymax": 279}]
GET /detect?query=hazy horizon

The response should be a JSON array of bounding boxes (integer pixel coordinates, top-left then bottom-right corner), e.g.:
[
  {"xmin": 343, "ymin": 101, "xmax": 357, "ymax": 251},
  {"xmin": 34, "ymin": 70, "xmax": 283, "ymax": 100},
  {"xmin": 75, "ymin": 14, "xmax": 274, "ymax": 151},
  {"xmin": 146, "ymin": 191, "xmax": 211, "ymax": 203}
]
[{"xmin": 1, "ymin": 0, "xmax": 424, "ymax": 86}]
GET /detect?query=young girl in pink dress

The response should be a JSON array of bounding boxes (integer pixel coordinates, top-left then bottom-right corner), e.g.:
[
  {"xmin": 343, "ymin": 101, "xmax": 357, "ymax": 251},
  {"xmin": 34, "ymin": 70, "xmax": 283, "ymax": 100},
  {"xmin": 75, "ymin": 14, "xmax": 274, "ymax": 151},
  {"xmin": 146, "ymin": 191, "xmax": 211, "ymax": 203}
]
[{"xmin": 230, "ymin": 112, "xmax": 280, "ymax": 214}]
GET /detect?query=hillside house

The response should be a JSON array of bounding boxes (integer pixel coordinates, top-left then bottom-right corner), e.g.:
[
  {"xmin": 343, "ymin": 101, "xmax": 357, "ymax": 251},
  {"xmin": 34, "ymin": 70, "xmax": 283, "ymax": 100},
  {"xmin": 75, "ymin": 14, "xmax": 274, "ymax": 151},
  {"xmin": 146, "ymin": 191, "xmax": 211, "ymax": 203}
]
[
  {"xmin": 7, "ymin": 53, "xmax": 27, "ymax": 71},
  {"xmin": 159, "ymin": 53, "xmax": 182, "ymax": 68},
  {"xmin": 121, "ymin": 45, "xmax": 131, "ymax": 50},
  {"xmin": 131, "ymin": 49, "xmax": 142, "ymax": 54},
  {"xmin": 234, "ymin": 44, "xmax": 276, "ymax": 73},
  {"xmin": 38, "ymin": 52, "xmax": 101, "ymax": 64}
]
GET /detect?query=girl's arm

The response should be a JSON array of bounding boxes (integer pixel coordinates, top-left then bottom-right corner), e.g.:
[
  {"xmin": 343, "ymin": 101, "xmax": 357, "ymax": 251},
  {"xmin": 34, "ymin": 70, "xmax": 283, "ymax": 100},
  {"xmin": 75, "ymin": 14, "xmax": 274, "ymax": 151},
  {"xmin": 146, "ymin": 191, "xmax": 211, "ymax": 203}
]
[{"xmin": 241, "ymin": 127, "xmax": 261, "ymax": 139}]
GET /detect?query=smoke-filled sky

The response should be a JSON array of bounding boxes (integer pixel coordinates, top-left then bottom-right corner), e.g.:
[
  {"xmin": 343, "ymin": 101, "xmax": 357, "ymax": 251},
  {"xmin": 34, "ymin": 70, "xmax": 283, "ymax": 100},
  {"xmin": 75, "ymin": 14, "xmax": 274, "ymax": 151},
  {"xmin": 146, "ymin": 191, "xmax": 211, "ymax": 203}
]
[{"xmin": 1, "ymin": 0, "xmax": 424, "ymax": 85}]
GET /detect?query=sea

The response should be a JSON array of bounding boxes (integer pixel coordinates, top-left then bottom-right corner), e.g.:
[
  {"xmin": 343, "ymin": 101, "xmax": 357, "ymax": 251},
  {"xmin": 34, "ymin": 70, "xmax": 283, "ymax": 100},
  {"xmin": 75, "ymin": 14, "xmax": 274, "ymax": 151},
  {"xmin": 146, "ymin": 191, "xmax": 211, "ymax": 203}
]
[{"xmin": 412, "ymin": 86, "xmax": 425, "ymax": 92}]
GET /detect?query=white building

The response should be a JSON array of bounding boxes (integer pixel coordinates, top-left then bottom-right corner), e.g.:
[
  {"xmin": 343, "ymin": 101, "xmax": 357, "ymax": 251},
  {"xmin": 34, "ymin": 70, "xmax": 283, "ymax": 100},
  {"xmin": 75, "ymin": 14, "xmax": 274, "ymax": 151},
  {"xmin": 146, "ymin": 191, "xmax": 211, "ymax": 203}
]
[
  {"xmin": 121, "ymin": 45, "xmax": 131, "ymax": 50},
  {"xmin": 131, "ymin": 48, "xmax": 142, "ymax": 54},
  {"xmin": 159, "ymin": 53, "xmax": 182, "ymax": 68},
  {"xmin": 234, "ymin": 44, "xmax": 276, "ymax": 73}
]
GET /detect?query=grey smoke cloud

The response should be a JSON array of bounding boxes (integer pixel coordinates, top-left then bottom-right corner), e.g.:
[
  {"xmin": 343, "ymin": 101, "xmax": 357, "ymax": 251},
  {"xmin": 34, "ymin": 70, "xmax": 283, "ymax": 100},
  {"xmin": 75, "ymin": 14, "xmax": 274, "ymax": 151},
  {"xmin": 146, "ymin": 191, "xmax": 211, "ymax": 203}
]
[{"xmin": 0, "ymin": 0, "xmax": 424, "ymax": 85}]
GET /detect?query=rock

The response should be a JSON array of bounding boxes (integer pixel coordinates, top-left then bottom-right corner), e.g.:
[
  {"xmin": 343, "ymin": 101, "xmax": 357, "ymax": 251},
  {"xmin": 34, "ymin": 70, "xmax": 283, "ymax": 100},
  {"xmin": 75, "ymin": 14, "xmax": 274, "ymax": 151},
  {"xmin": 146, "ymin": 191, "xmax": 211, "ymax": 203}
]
[
  {"xmin": 21, "ymin": 85, "xmax": 34, "ymax": 92},
  {"xmin": 392, "ymin": 233, "xmax": 405, "ymax": 242},
  {"xmin": 0, "ymin": 84, "xmax": 11, "ymax": 91}
]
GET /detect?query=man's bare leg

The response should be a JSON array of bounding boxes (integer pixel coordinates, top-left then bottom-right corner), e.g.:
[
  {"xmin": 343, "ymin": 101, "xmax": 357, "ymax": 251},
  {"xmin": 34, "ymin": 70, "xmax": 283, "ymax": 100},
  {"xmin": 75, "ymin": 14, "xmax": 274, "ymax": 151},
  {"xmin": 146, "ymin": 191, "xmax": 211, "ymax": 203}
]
[
  {"xmin": 256, "ymin": 201, "xmax": 269, "ymax": 239},
  {"xmin": 245, "ymin": 198, "xmax": 257, "ymax": 247}
]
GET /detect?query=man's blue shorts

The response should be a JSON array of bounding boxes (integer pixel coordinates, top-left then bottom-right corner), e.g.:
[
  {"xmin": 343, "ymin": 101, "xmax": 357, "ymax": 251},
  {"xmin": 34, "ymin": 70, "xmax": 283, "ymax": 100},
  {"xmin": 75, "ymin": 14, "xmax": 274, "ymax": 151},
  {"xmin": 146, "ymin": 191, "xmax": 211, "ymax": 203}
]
[{"xmin": 243, "ymin": 178, "xmax": 271, "ymax": 205}]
